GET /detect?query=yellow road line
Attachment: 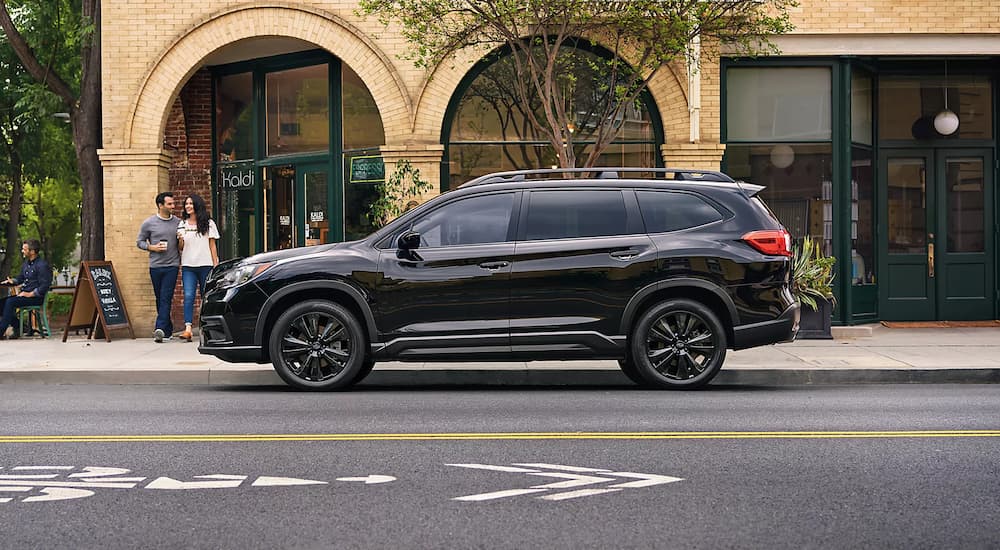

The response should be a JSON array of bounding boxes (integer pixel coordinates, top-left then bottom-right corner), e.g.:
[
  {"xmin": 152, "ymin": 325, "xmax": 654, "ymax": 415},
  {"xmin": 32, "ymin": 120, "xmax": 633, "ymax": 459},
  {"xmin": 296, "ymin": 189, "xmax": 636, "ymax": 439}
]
[{"xmin": 0, "ymin": 430, "xmax": 998, "ymax": 443}]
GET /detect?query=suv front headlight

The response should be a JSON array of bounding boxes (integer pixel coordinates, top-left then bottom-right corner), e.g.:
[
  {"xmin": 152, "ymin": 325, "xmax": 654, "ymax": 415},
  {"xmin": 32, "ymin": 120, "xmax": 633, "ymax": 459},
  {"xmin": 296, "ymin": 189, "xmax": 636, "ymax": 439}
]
[{"xmin": 217, "ymin": 262, "xmax": 275, "ymax": 290}]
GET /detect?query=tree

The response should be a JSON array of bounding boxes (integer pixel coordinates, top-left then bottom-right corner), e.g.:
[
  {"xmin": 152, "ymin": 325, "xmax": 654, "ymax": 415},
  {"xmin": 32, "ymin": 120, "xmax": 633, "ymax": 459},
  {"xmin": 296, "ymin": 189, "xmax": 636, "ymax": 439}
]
[
  {"xmin": 0, "ymin": 0, "xmax": 102, "ymax": 259},
  {"xmin": 359, "ymin": 0, "xmax": 794, "ymax": 168}
]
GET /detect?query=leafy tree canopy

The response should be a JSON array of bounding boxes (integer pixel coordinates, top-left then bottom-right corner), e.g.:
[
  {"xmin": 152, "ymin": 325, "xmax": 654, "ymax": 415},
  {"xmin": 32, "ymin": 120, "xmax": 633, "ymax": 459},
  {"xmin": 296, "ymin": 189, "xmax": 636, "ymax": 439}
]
[{"xmin": 359, "ymin": 0, "xmax": 795, "ymax": 167}]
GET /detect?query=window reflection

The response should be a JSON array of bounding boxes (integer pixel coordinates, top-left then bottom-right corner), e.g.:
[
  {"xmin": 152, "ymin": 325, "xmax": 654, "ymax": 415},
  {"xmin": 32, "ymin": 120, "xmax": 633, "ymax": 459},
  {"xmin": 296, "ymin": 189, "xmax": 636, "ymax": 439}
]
[
  {"xmin": 265, "ymin": 65, "xmax": 329, "ymax": 156},
  {"xmin": 878, "ymin": 75, "xmax": 992, "ymax": 141},
  {"xmin": 216, "ymin": 72, "xmax": 254, "ymax": 161},
  {"xmin": 725, "ymin": 143, "xmax": 833, "ymax": 256}
]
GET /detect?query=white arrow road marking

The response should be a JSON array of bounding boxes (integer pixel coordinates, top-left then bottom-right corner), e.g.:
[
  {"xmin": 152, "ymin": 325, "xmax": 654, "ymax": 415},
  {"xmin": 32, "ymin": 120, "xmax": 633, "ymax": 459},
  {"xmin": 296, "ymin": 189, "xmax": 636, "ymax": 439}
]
[
  {"xmin": 538, "ymin": 488, "xmax": 623, "ymax": 501},
  {"xmin": 145, "ymin": 475, "xmax": 246, "ymax": 490},
  {"xmin": 448, "ymin": 463, "xmax": 684, "ymax": 502},
  {"xmin": 513, "ymin": 463, "xmax": 613, "ymax": 473},
  {"xmin": 0, "ymin": 474, "xmax": 61, "ymax": 479},
  {"xmin": 70, "ymin": 467, "xmax": 135, "ymax": 478},
  {"xmin": 12, "ymin": 466, "xmax": 74, "ymax": 471},
  {"xmin": 253, "ymin": 476, "xmax": 329, "ymax": 487},
  {"xmin": 453, "ymin": 489, "xmax": 548, "ymax": 502},
  {"xmin": 334, "ymin": 475, "xmax": 396, "ymax": 485},
  {"xmin": 446, "ymin": 464, "xmax": 540, "ymax": 473},
  {"xmin": 607, "ymin": 472, "xmax": 684, "ymax": 488},
  {"xmin": 0, "ymin": 480, "xmax": 139, "ymax": 489},
  {"xmin": 0, "ymin": 487, "xmax": 32, "ymax": 503},
  {"xmin": 23, "ymin": 488, "xmax": 95, "ymax": 503},
  {"xmin": 527, "ymin": 472, "xmax": 618, "ymax": 489}
]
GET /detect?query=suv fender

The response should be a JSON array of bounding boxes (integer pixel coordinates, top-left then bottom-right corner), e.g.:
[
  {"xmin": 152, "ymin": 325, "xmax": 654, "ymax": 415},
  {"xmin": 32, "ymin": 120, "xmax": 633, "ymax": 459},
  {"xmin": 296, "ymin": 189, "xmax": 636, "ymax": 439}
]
[
  {"xmin": 254, "ymin": 280, "xmax": 378, "ymax": 345},
  {"xmin": 620, "ymin": 278, "xmax": 739, "ymax": 336}
]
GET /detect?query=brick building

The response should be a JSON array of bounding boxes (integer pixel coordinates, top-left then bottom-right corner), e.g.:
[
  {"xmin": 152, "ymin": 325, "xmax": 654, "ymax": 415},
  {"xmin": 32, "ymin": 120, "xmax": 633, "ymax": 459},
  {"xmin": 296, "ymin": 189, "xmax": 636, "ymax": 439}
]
[{"xmin": 101, "ymin": 1, "xmax": 1000, "ymax": 332}]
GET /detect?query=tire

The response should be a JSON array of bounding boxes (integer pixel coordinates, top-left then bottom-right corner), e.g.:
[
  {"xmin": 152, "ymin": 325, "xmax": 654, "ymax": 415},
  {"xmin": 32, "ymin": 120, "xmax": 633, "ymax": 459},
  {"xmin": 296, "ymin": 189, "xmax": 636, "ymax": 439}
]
[
  {"xmin": 617, "ymin": 357, "xmax": 648, "ymax": 386},
  {"xmin": 268, "ymin": 300, "xmax": 367, "ymax": 391},
  {"xmin": 629, "ymin": 299, "xmax": 727, "ymax": 389},
  {"xmin": 351, "ymin": 358, "xmax": 377, "ymax": 385}
]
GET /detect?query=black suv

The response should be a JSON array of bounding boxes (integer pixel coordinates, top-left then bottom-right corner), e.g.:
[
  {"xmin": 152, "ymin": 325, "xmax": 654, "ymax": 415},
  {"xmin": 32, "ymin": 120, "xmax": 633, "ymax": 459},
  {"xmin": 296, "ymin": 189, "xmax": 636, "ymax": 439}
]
[{"xmin": 198, "ymin": 168, "xmax": 799, "ymax": 390}]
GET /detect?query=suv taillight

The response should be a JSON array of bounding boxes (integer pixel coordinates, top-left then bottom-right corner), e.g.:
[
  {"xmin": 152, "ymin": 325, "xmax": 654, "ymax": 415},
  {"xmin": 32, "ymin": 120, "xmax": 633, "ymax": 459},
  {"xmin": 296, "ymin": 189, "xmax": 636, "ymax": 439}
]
[{"xmin": 742, "ymin": 229, "xmax": 792, "ymax": 257}]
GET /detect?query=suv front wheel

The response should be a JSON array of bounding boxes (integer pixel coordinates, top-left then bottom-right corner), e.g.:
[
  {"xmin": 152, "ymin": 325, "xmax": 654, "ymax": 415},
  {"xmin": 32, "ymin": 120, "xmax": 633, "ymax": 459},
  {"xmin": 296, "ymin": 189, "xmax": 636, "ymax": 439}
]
[
  {"xmin": 629, "ymin": 299, "xmax": 727, "ymax": 389},
  {"xmin": 268, "ymin": 300, "xmax": 366, "ymax": 391}
]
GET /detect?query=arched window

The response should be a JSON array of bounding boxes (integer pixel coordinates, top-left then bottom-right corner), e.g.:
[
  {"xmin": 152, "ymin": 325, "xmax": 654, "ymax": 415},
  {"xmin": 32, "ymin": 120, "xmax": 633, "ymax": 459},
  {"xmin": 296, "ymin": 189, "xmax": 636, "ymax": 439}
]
[{"xmin": 442, "ymin": 44, "xmax": 664, "ymax": 190}]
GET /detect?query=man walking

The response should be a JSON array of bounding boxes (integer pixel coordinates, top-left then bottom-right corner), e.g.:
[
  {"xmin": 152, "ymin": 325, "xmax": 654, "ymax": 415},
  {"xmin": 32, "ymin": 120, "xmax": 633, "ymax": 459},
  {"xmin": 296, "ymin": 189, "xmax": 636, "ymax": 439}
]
[
  {"xmin": 0, "ymin": 239, "xmax": 52, "ymax": 339},
  {"xmin": 137, "ymin": 191, "xmax": 180, "ymax": 342}
]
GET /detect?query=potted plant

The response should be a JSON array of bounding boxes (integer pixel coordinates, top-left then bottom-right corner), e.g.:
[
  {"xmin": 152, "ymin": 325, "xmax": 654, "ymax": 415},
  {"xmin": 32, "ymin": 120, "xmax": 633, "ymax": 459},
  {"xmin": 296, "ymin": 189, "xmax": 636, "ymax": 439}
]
[{"xmin": 792, "ymin": 235, "xmax": 836, "ymax": 339}]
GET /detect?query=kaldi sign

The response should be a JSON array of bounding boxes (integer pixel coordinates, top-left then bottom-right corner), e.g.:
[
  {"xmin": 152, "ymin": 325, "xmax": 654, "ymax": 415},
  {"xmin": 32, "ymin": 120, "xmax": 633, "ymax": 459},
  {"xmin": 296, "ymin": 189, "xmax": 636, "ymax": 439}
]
[{"xmin": 219, "ymin": 162, "xmax": 255, "ymax": 189}]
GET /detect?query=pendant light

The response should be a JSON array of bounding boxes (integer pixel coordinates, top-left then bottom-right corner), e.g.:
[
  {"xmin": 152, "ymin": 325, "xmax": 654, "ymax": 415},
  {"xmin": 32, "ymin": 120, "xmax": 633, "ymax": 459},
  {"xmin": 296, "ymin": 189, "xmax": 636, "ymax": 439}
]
[{"xmin": 933, "ymin": 60, "xmax": 960, "ymax": 136}]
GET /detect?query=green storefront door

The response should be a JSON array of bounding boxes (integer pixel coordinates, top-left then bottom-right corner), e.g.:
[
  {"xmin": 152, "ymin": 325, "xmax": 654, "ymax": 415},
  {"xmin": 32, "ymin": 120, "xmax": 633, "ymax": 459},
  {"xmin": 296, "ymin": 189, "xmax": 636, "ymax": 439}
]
[
  {"xmin": 263, "ymin": 161, "xmax": 335, "ymax": 250},
  {"xmin": 880, "ymin": 149, "xmax": 995, "ymax": 320}
]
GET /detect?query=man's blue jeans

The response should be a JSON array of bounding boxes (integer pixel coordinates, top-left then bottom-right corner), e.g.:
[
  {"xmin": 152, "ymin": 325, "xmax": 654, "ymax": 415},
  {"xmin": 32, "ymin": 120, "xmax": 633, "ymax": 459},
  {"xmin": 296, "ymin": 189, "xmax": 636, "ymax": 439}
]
[
  {"xmin": 0, "ymin": 295, "xmax": 44, "ymax": 336},
  {"xmin": 182, "ymin": 266, "xmax": 212, "ymax": 325},
  {"xmin": 149, "ymin": 266, "xmax": 178, "ymax": 335}
]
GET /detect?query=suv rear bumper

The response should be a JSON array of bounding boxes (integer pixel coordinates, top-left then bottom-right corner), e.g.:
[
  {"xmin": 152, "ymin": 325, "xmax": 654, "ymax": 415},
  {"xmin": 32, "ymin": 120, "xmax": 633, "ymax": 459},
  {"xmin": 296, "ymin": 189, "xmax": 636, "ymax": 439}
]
[{"xmin": 731, "ymin": 302, "xmax": 799, "ymax": 350}]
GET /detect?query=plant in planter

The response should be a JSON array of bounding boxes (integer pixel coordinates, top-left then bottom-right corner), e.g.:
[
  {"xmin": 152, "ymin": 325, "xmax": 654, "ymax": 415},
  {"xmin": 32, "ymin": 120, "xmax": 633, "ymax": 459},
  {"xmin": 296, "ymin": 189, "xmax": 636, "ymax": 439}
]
[
  {"xmin": 791, "ymin": 235, "xmax": 836, "ymax": 339},
  {"xmin": 367, "ymin": 159, "xmax": 432, "ymax": 229}
]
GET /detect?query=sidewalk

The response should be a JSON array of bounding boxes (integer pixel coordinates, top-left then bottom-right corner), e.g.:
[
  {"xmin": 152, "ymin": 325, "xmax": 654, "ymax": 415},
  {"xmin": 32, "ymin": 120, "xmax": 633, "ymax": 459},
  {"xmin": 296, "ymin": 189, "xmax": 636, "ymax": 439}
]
[{"xmin": 0, "ymin": 324, "xmax": 998, "ymax": 386}]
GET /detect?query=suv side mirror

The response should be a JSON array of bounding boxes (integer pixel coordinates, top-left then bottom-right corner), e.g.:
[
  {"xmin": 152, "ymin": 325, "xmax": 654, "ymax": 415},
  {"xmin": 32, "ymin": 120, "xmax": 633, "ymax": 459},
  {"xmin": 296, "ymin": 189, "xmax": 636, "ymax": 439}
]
[{"xmin": 397, "ymin": 231, "xmax": 421, "ymax": 251}]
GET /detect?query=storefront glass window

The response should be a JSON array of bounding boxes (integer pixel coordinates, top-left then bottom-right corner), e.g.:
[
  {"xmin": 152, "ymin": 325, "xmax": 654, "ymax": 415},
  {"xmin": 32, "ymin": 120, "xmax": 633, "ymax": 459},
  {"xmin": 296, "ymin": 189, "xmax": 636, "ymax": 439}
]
[
  {"xmin": 265, "ymin": 64, "xmax": 329, "ymax": 156},
  {"xmin": 850, "ymin": 147, "xmax": 875, "ymax": 285},
  {"xmin": 343, "ymin": 65, "xmax": 385, "ymax": 151},
  {"xmin": 726, "ymin": 67, "xmax": 832, "ymax": 141},
  {"xmin": 343, "ymin": 64, "xmax": 386, "ymax": 242},
  {"xmin": 878, "ymin": 75, "xmax": 992, "ymax": 141},
  {"xmin": 446, "ymin": 47, "xmax": 658, "ymax": 188},
  {"xmin": 851, "ymin": 72, "xmax": 873, "ymax": 146},
  {"xmin": 725, "ymin": 143, "xmax": 834, "ymax": 256},
  {"xmin": 216, "ymin": 72, "xmax": 254, "ymax": 161}
]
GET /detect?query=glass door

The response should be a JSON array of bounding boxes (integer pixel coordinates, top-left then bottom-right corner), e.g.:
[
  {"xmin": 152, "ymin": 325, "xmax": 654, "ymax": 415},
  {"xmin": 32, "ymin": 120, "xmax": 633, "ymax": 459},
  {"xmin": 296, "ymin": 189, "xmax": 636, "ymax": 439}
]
[
  {"xmin": 879, "ymin": 149, "xmax": 994, "ymax": 320},
  {"xmin": 300, "ymin": 162, "xmax": 331, "ymax": 246},
  {"xmin": 264, "ymin": 165, "xmax": 297, "ymax": 250}
]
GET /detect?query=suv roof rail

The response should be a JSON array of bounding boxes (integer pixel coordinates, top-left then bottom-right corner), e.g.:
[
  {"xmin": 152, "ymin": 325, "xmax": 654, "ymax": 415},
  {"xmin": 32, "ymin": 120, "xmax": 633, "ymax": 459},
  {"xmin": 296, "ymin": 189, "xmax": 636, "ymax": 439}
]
[{"xmin": 460, "ymin": 167, "xmax": 735, "ymax": 187}]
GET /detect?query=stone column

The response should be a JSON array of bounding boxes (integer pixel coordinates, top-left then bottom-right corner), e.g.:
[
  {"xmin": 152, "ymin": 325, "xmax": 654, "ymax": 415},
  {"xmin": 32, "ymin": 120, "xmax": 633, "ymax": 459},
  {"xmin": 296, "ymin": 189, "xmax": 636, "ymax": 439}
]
[
  {"xmin": 661, "ymin": 143, "xmax": 727, "ymax": 172},
  {"xmin": 379, "ymin": 144, "xmax": 446, "ymax": 203},
  {"xmin": 98, "ymin": 148, "xmax": 174, "ymax": 336}
]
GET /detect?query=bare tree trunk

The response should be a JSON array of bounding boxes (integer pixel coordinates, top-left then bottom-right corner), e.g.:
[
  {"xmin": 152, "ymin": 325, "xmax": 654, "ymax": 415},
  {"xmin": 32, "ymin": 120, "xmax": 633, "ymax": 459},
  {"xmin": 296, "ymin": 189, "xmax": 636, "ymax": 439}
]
[
  {"xmin": 2, "ymin": 148, "xmax": 22, "ymax": 276},
  {"xmin": 76, "ymin": 0, "xmax": 103, "ymax": 261}
]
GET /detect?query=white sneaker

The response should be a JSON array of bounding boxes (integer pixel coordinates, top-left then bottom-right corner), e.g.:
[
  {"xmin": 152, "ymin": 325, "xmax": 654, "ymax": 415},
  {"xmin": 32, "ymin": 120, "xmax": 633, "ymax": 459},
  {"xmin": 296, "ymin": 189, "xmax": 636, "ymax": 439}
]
[{"xmin": 153, "ymin": 328, "xmax": 165, "ymax": 343}]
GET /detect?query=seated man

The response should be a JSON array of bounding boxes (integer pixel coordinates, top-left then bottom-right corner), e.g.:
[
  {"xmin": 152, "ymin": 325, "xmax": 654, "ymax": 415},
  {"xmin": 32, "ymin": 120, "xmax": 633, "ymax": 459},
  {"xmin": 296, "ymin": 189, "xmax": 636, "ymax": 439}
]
[{"xmin": 0, "ymin": 239, "xmax": 52, "ymax": 339}]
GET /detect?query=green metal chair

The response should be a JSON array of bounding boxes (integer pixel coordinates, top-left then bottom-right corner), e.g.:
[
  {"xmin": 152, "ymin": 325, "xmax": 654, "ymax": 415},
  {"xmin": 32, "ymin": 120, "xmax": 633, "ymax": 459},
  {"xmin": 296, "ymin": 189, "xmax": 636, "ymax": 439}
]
[{"xmin": 17, "ymin": 292, "xmax": 51, "ymax": 338}]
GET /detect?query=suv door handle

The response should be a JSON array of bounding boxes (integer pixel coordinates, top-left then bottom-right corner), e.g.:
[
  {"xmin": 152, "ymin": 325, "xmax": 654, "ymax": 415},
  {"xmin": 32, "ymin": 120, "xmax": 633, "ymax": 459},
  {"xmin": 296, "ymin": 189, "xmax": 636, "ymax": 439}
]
[
  {"xmin": 478, "ymin": 261, "xmax": 510, "ymax": 270},
  {"xmin": 609, "ymin": 249, "xmax": 640, "ymax": 261}
]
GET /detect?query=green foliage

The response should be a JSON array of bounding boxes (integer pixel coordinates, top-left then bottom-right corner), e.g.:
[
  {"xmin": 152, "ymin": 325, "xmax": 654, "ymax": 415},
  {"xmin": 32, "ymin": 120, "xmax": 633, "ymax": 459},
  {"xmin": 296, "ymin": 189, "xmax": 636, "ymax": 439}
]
[
  {"xmin": 48, "ymin": 292, "xmax": 72, "ymax": 316},
  {"xmin": 791, "ymin": 236, "xmax": 836, "ymax": 311},
  {"xmin": 358, "ymin": 0, "xmax": 796, "ymax": 167},
  {"xmin": 367, "ymin": 160, "xmax": 432, "ymax": 228}
]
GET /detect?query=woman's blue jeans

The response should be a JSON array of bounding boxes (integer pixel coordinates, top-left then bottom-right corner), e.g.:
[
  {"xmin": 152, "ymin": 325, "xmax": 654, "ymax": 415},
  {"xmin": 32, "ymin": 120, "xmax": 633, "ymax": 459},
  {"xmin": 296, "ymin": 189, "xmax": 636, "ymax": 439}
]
[{"xmin": 182, "ymin": 266, "xmax": 213, "ymax": 325}]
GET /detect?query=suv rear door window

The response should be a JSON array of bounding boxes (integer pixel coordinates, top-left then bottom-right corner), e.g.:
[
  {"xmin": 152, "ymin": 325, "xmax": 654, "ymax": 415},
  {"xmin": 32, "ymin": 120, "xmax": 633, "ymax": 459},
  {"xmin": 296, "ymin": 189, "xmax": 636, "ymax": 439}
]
[
  {"xmin": 636, "ymin": 190, "xmax": 723, "ymax": 233},
  {"xmin": 524, "ymin": 190, "xmax": 628, "ymax": 240},
  {"xmin": 411, "ymin": 193, "xmax": 515, "ymax": 247}
]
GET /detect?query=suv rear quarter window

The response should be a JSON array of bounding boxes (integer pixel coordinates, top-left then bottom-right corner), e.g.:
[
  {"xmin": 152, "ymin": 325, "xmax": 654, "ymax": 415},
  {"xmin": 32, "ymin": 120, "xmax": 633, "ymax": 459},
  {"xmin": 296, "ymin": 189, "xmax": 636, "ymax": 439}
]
[{"xmin": 636, "ymin": 190, "xmax": 724, "ymax": 233}]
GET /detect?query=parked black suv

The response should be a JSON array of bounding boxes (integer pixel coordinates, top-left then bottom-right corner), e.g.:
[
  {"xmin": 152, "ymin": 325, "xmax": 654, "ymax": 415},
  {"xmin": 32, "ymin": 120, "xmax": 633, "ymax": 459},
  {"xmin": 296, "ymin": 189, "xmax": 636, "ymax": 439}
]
[{"xmin": 198, "ymin": 168, "xmax": 799, "ymax": 390}]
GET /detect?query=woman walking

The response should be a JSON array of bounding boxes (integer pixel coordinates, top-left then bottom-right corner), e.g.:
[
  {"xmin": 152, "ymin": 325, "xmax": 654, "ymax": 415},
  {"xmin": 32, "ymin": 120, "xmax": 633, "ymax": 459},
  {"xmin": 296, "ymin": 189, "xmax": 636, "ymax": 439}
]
[{"xmin": 177, "ymin": 193, "xmax": 219, "ymax": 341}]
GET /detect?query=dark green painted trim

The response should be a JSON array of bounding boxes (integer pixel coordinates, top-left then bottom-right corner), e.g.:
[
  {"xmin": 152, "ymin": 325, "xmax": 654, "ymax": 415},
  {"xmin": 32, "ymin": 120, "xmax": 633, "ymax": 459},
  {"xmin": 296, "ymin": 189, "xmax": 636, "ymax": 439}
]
[
  {"xmin": 833, "ymin": 60, "xmax": 850, "ymax": 325},
  {"xmin": 439, "ymin": 41, "xmax": 664, "ymax": 192},
  {"xmin": 330, "ymin": 57, "xmax": 344, "ymax": 243}
]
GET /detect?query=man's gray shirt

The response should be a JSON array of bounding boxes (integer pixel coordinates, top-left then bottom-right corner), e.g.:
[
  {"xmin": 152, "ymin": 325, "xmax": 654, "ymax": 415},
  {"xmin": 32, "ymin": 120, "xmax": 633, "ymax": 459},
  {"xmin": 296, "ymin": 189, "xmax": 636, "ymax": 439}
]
[{"xmin": 137, "ymin": 214, "xmax": 181, "ymax": 268}]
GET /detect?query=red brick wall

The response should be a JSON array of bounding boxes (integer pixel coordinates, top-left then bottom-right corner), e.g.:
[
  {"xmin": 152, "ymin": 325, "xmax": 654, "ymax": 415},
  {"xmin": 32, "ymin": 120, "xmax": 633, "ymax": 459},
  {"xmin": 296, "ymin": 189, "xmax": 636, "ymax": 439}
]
[{"xmin": 164, "ymin": 69, "xmax": 214, "ymax": 334}]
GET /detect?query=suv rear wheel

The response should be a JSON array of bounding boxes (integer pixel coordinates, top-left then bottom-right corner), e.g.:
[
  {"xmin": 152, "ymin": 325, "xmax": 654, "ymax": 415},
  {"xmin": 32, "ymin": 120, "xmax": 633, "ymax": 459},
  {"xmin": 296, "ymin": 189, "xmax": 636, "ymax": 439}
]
[
  {"xmin": 630, "ymin": 299, "xmax": 727, "ymax": 389},
  {"xmin": 269, "ymin": 300, "xmax": 366, "ymax": 391}
]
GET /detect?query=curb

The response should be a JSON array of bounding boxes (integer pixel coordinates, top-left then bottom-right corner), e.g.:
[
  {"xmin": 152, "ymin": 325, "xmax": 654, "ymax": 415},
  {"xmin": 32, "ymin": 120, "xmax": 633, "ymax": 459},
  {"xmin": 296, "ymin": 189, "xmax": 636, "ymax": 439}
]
[{"xmin": 1, "ymin": 368, "xmax": 998, "ymax": 386}]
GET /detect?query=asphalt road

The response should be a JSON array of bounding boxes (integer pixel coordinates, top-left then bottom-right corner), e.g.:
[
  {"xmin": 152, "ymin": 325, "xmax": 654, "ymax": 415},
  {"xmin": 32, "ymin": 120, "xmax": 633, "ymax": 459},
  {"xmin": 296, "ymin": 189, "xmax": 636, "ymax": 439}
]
[{"xmin": 1, "ymin": 384, "xmax": 999, "ymax": 549}]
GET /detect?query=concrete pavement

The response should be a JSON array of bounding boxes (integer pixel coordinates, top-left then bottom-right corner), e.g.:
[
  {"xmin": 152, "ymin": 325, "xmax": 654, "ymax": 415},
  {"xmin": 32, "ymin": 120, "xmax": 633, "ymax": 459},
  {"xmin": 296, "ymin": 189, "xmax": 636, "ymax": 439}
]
[{"xmin": 0, "ymin": 324, "xmax": 998, "ymax": 386}]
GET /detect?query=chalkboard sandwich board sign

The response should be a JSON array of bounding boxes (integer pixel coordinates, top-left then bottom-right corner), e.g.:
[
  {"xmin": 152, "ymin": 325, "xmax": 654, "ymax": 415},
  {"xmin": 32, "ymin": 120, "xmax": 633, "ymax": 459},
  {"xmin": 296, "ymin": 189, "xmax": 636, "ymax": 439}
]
[{"xmin": 62, "ymin": 261, "xmax": 135, "ymax": 342}]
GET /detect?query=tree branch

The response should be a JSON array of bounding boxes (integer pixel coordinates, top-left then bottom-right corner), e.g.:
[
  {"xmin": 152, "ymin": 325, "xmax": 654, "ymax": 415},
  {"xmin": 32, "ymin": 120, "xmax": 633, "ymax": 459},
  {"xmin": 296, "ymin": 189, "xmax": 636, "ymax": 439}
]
[{"xmin": 0, "ymin": 0, "xmax": 77, "ymax": 108}]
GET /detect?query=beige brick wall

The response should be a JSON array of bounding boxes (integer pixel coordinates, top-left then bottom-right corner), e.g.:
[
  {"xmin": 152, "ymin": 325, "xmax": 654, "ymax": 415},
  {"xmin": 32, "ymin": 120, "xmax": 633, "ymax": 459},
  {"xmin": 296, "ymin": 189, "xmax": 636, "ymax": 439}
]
[{"xmin": 101, "ymin": 1, "xmax": 999, "ymax": 328}]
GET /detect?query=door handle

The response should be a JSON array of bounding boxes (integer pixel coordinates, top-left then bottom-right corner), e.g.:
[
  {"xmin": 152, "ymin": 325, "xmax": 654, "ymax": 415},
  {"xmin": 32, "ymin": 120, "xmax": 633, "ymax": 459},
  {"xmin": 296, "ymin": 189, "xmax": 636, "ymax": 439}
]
[
  {"xmin": 928, "ymin": 242, "xmax": 935, "ymax": 278},
  {"xmin": 609, "ymin": 249, "xmax": 640, "ymax": 261},
  {"xmin": 478, "ymin": 261, "xmax": 510, "ymax": 271}
]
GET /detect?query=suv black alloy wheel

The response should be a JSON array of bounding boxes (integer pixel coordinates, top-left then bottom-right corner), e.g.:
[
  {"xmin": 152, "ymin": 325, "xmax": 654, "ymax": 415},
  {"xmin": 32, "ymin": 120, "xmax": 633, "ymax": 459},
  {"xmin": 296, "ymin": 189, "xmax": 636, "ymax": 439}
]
[{"xmin": 268, "ymin": 300, "xmax": 366, "ymax": 390}]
